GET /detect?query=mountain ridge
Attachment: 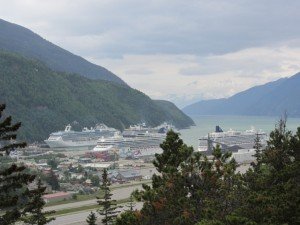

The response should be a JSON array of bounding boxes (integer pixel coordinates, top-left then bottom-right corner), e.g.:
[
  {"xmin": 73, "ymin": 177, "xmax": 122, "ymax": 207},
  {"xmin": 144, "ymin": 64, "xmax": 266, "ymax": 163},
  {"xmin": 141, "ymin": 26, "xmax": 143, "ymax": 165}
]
[
  {"xmin": 183, "ymin": 73, "xmax": 300, "ymax": 117},
  {"xmin": 0, "ymin": 18, "xmax": 127, "ymax": 85}
]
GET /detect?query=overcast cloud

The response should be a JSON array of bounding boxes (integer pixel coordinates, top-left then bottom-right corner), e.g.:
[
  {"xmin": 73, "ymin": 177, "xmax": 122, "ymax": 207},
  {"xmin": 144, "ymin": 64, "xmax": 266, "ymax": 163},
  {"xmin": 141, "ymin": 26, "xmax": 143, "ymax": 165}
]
[{"xmin": 0, "ymin": 0, "xmax": 299, "ymax": 107}]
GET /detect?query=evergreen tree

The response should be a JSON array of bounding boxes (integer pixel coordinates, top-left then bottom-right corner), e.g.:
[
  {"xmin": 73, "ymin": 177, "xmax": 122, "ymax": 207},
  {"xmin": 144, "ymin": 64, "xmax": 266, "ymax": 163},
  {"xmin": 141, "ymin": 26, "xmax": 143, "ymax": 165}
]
[
  {"xmin": 132, "ymin": 130, "xmax": 195, "ymax": 225},
  {"xmin": 129, "ymin": 131, "xmax": 241, "ymax": 225},
  {"xmin": 153, "ymin": 130, "xmax": 193, "ymax": 174},
  {"xmin": 45, "ymin": 170, "xmax": 60, "ymax": 190},
  {"xmin": 179, "ymin": 144, "xmax": 240, "ymax": 224},
  {"xmin": 116, "ymin": 211, "xmax": 141, "ymax": 225},
  {"xmin": 0, "ymin": 103, "xmax": 30, "ymax": 224},
  {"xmin": 47, "ymin": 158, "xmax": 58, "ymax": 170},
  {"xmin": 126, "ymin": 193, "xmax": 135, "ymax": 212},
  {"xmin": 116, "ymin": 192, "xmax": 139, "ymax": 225},
  {"xmin": 238, "ymin": 118, "xmax": 300, "ymax": 225},
  {"xmin": 21, "ymin": 179, "xmax": 55, "ymax": 225},
  {"xmin": 252, "ymin": 133, "xmax": 263, "ymax": 169},
  {"xmin": 0, "ymin": 104, "xmax": 26, "ymax": 156},
  {"xmin": 0, "ymin": 104, "xmax": 51, "ymax": 224},
  {"xmin": 0, "ymin": 164, "xmax": 36, "ymax": 225},
  {"xmin": 116, "ymin": 123, "xmax": 300, "ymax": 225},
  {"xmin": 91, "ymin": 175, "xmax": 100, "ymax": 187},
  {"xmin": 97, "ymin": 169, "xmax": 120, "ymax": 225},
  {"xmin": 86, "ymin": 211, "xmax": 97, "ymax": 225}
]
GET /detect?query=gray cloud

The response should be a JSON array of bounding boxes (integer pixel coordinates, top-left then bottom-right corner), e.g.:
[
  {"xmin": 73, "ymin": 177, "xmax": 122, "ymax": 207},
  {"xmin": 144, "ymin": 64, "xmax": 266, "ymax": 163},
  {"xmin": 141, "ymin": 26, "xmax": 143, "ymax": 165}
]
[
  {"xmin": 125, "ymin": 68, "xmax": 154, "ymax": 75},
  {"xmin": 1, "ymin": 0, "xmax": 300, "ymax": 58},
  {"xmin": 1, "ymin": 0, "xmax": 299, "ymax": 107},
  {"xmin": 179, "ymin": 46, "xmax": 300, "ymax": 78}
]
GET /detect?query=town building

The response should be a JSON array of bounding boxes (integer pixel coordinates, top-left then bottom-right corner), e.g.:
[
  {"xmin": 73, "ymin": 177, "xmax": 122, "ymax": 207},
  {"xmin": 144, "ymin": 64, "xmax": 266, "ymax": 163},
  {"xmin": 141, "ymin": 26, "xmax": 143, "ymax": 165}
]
[{"xmin": 43, "ymin": 192, "xmax": 71, "ymax": 203}]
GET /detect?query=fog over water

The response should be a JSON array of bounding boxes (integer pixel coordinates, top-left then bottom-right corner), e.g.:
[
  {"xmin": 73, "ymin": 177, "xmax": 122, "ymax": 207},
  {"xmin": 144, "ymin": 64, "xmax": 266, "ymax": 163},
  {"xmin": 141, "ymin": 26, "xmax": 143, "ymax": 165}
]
[{"xmin": 180, "ymin": 115, "xmax": 300, "ymax": 150}]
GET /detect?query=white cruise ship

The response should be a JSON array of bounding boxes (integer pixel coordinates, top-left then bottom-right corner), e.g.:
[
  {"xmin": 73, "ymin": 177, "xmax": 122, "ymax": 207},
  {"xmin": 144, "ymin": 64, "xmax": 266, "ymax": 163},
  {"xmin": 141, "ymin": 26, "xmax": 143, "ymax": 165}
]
[
  {"xmin": 44, "ymin": 124, "xmax": 117, "ymax": 149},
  {"xmin": 122, "ymin": 122, "xmax": 175, "ymax": 137},
  {"xmin": 92, "ymin": 132, "xmax": 124, "ymax": 152},
  {"xmin": 92, "ymin": 123, "xmax": 174, "ymax": 157},
  {"xmin": 198, "ymin": 126, "xmax": 267, "ymax": 156}
]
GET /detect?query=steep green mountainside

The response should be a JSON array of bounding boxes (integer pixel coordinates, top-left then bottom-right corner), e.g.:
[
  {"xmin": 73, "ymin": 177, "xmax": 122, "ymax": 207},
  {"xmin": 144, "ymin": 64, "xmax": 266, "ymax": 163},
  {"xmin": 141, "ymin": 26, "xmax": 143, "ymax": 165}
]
[
  {"xmin": 0, "ymin": 19, "xmax": 126, "ymax": 85},
  {"xmin": 0, "ymin": 51, "xmax": 194, "ymax": 141},
  {"xmin": 183, "ymin": 73, "xmax": 300, "ymax": 117},
  {"xmin": 154, "ymin": 100, "xmax": 195, "ymax": 128}
]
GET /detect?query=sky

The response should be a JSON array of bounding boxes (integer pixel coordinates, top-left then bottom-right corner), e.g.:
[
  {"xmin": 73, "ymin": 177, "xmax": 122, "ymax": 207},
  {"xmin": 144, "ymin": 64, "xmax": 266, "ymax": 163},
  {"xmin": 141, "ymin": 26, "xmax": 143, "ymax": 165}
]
[{"xmin": 1, "ymin": 0, "xmax": 300, "ymax": 108}]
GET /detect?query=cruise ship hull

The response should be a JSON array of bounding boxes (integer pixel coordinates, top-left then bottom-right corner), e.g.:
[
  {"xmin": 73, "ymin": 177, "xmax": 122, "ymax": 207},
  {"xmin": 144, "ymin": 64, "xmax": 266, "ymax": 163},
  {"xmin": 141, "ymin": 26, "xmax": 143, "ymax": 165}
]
[
  {"xmin": 92, "ymin": 134, "xmax": 166, "ymax": 157},
  {"xmin": 44, "ymin": 124, "xmax": 117, "ymax": 150},
  {"xmin": 45, "ymin": 139, "xmax": 98, "ymax": 149}
]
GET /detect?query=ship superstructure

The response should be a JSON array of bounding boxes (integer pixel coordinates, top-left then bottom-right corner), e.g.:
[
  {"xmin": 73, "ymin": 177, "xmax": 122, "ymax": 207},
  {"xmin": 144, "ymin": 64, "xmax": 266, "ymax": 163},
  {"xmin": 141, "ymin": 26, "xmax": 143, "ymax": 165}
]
[
  {"xmin": 92, "ymin": 123, "xmax": 174, "ymax": 157},
  {"xmin": 122, "ymin": 122, "xmax": 175, "ymax": 137},
  {"xmin": 92, "ymin": 132, "xmax": 123, "ymax": 152},
  {"xmin": 44, "ymin": 124, "xmax": 117, "ymax": 149},
  {"xmin": 198, "ymin": 126, "xmax": 267, "ymax": 155}
]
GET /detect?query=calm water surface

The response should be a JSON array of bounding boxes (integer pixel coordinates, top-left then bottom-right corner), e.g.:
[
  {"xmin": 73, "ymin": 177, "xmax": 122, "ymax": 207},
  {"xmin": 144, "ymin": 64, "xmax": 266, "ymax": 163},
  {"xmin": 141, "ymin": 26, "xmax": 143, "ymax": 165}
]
[{"xmin": 180, "ymin": 115, "xmax": 300, "ymax": 150}]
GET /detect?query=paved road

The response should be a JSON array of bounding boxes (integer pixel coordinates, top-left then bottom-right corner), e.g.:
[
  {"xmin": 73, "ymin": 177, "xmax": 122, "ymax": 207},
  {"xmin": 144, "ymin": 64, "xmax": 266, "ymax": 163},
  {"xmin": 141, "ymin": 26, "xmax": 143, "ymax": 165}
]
[
  {"xmin": 49, "ymin": 202, "xmax": 143, "ymax": 225},
  {"xmin": 45, "ymin": 185, "xmax": 143, "ymax": 212}
]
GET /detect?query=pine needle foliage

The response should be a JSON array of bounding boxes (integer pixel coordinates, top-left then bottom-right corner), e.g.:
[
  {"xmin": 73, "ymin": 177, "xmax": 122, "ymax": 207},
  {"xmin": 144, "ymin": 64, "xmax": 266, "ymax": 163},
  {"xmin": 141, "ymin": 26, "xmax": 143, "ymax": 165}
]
[
  {"xmin": 125, "ymin": 194, "xmax": 135, "ymax": 212},
  {"xmin": 97, "ymin": 169, "xmax": 120, "ymax": 225},
  {"xmin": 0, "ymin": 103, "xmax": 53, "ymax": 225},
  {"xmin": 86, "ymin": 211, "xmax": 97, "ymax": 225},
  {"xmin": 0, "ymin": 104, "xmax": 26, "ymax": 155},
  {"xmin": 21, "ymin": 179, "xmax": 55, "ymax": 225},
  {"xmin": 0, "ymin": 103, "xmax": 31, "ymax": 224},
  {"xmin": 118, "ymin": 125, "xmax": 299, "ymax": 225}
]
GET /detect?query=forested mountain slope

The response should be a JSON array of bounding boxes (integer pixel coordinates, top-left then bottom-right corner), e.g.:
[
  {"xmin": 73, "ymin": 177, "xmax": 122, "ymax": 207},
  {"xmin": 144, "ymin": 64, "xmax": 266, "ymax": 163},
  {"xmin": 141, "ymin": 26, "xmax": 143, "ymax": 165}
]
[
  {"xmin": 0, "ymin": 51, "xmax": 194, "ymax": 141},
  {"xmin": 0, "ymin": 19, "xmax": 126, "ymax": 85}
]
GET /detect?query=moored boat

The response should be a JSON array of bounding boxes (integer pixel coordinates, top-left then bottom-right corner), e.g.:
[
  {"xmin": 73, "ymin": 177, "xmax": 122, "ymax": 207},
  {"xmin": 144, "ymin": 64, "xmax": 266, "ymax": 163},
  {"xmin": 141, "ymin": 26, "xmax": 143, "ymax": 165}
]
[
  {"xmin": 198, "ymin": 126, "xmax": 267, "ymax": 156},
  {"xmin": 44, "ymin": 124, "xmax": 117, "ymax": 149}
]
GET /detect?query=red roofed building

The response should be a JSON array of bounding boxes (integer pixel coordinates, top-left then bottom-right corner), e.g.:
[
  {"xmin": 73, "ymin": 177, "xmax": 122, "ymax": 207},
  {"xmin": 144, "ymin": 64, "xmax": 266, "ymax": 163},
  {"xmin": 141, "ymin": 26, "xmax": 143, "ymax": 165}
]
[{"xmin": 43, "ymin": 192, "xmax": 71, "ymax": 203}]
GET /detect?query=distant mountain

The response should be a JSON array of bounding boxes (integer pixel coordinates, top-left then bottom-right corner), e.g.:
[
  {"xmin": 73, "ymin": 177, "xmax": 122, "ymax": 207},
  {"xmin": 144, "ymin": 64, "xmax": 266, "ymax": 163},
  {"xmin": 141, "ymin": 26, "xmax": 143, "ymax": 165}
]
[
  {"xmin": 0, "ymin": 51, "xmax": 194, "ymax": 141},
  {"xmin": 183, "ymin": 73, "xmax": 300, "ymax": 117},
  {"xmin": 0, "ymin": 19, "xmax": 126, "ymax": 85}
]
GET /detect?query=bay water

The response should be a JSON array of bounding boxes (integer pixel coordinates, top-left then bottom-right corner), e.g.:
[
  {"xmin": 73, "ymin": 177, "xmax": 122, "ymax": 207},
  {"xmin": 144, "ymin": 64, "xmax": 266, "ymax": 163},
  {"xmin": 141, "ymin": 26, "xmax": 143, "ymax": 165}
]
[{"xmin": 180, "ymin": 115, "xmax": 300, "ymax": 150}]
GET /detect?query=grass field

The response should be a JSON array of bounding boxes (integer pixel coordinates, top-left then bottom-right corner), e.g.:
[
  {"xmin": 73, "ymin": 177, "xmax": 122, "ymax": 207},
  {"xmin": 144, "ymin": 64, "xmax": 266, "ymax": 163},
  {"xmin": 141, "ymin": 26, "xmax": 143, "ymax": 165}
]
[
  {"xmin": 52, "ymin": 198, "xmax": 131, "ymax": 216},
  {"xmin": 45, "ymin": 179, "xmax": 151, "ymax": 207}
]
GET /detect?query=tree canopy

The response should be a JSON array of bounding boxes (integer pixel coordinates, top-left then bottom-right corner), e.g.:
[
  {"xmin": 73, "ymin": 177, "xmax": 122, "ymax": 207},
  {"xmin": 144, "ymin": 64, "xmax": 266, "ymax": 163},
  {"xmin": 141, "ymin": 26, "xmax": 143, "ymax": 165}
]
[
  {"xmin": 117, "ymin": 125, "xmax": 300, "ymax": 225},
  {"xmin": 0, "ymin": 104, "xmax": 53, "ymax": 224}
]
